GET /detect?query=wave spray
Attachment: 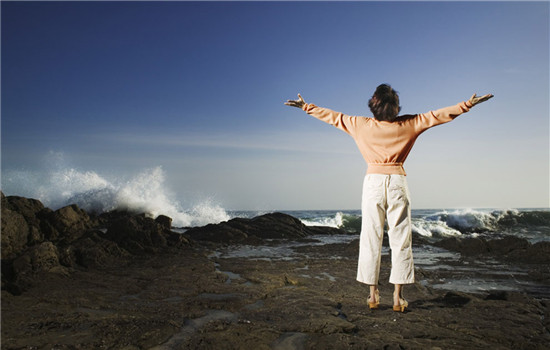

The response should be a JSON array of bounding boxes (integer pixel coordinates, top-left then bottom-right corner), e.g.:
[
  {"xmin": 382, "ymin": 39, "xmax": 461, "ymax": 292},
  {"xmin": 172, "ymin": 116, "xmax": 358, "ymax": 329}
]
[{"xmin": 2, "ymin": 154, "xmax": 229, "ymax": 227}]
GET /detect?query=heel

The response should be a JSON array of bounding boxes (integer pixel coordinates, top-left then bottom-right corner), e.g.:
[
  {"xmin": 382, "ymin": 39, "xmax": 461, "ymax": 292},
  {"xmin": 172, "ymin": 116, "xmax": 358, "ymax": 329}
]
[
  {"xmin": 393, "ymin": 297, "xmax": 408, "ymax": 312},
  {"xmin": 368, "ymin": 290, "xmax": 380, "ymax": 309}
]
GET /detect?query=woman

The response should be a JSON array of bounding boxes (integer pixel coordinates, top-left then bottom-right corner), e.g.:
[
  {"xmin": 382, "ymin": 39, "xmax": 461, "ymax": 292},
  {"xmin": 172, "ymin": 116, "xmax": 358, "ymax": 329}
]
[{"xmin": 285, "ymin": 85, "xmax": 493, "ymax": 312}]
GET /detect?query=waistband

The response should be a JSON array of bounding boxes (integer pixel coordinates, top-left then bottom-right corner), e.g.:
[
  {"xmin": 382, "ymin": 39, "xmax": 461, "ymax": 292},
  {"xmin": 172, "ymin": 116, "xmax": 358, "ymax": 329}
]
[{"xmin": 366, "ymin": 163, "xmax": 406, "ymax": 176}]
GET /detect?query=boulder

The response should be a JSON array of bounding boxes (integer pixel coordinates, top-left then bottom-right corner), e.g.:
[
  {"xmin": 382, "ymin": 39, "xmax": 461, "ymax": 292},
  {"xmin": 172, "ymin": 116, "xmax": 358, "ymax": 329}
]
[
  {"xmin": 155, "ymin": 215, "xmax": 172, "ymax": 229},
  {"xmin": 434, "ymin": 236, "xmax": 490, "ymax": 256},
  {"xmin": 1, "ymin": 193, "xmax": 50, "ymax": 258},
  {"xmin": 6, "ymin": 195, "xmax": 45, "ymax": 224},
  {"xmin": 12, "ymin": 242, "xmax": 60, "ymax": 277},
  {"xmin": 487, "ymin": 236, "xmax": 529, "ymax": 255},
  {"xmin": 7, "ymin": 196, "xmax": 47, "ymax": 245},
  {"xmin": 49, "ymin": 204, "xmax": 94, "ymax": 243},
  {"xmin": 105, "ymin": 214, "xmax": 168, "ymax": 253},
  {"xmin": 70, "ymin": 232, "xmax": 131, "ymax": 268},
  {"xmin": 1, "ymin": 205, "xmax": 29, "ymax": 260}
]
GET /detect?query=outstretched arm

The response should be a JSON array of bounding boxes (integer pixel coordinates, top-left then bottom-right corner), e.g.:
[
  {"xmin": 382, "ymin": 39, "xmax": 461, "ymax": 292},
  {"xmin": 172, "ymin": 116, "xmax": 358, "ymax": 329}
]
[
  {"xmin": 413, "ymin": 92, "xmax": 494, "ymax": 133},
  {"xmin": 284, "ymin": 93, "xmax": 356, "ymax": 135}
]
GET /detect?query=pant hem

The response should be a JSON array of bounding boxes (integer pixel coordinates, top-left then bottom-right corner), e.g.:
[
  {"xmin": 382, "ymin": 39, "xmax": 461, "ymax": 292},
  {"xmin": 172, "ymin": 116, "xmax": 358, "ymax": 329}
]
[{"xmin": 356, "ymin": 278, "xmax": 378, "ymax": 285}]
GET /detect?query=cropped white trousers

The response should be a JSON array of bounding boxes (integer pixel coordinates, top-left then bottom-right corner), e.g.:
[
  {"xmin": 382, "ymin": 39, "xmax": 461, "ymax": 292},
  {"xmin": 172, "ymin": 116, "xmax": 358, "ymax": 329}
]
[{"xmin": 356, "ymin": 174, "xmax": 415, "ymax": 285}]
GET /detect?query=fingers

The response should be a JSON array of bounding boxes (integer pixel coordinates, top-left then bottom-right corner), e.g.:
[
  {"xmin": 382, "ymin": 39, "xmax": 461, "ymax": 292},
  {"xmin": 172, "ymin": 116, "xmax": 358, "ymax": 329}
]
[
  {"xmin": 477, "ymin": 93, "xmax": 494, "ymax": 103},
  {"xmin": 284, "ymin": 93, "xmax": 305, "ymax": 107},
  {"xmin": 469, "ymin": 92, "xmax": 494, "ymax": 106},
  {"xmin": 284, "ymin": 100, "xmax": 300, "ymax": 107}
]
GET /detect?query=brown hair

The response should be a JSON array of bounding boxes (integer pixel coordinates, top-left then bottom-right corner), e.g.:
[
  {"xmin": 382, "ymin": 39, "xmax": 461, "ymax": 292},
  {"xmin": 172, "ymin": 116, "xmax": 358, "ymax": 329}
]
[{"xmin": 368, "ymin": 84, "xmax": 401, "ymax": 122}]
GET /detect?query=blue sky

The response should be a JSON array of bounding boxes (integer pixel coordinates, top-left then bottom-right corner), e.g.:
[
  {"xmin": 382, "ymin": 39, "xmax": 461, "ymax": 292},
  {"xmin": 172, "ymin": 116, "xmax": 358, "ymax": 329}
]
[{"xmin": 2, "ymin": 1, "xmax": 549, "ymax": 211}]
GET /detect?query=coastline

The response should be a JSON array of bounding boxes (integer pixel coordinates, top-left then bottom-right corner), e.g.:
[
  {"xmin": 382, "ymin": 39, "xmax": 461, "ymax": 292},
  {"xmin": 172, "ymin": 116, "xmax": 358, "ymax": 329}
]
[{"xmin": 2, "ymin": 193, "xmax": 549, "ymax": 349}]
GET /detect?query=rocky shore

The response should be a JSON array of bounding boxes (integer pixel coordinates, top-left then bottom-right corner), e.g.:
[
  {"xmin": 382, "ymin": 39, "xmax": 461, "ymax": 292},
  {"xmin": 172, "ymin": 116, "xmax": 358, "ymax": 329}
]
[{"xmin": 2, "ymin": 192, "xmax": 549, "ymax": 349}]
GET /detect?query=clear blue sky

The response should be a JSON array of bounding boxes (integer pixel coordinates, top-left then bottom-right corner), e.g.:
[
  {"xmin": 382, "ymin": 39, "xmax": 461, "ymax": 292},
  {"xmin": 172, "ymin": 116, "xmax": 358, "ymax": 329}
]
[{"xmin": 2, "ymin": 1, "xmax": 549, "ymax": 210}]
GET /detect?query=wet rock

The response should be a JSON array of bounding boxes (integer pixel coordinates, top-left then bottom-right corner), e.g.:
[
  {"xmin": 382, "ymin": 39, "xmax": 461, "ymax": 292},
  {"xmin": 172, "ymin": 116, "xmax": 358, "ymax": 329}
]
[
  {"xmin": 70, "ymin": 232, "xmax": 131, "ymax": 268},
  {"xmin": 186, "ymin": 212, "xmax": 348, "ymax": 244},
  {"xmin": 105, "ymin": 214, "xmax": 168, "ymax": 253},
  {"xmin": 155, "ymin": 215, "xmax": 172, "ymax": 229},
  {"xmin": 1, "ymin": 205, "xmax": 29, "ymax": 260},
  {"xmin": 0, "ymin": 193, "xmax": 51, "ymax": 258},
  {"xmin": 5, "ymin": 196, "xmax": 46, "ymax": 244},
  {"xmin": 508, "ymin": 241, "xmax": 550, "ymax": 264},
  {"xmin": 434, "ymin": 236, "xmax": 490, "ymax": 255},
  {"xmin": 12, "ymin": 242, "xmax": 60, "ymax": 277},
  {"xmin": 434, "ymin": 235, "xmax": 550, "ymax": 264},
  {"xmin": 437, "ymin": 291, "xmax": 473, "ymax": 307},
  {"xmin": 485, "ymin": 291, "xmax": 526, "ymax": 302},
  {"xmin": 48, "ymin": 204, "xmax": 94, "ymax": 243},
  {"xmin": 487, "ymin": 236, "xmax": 529, "ymax": 255},
  {"xmin": 6, "ymin": 195, "xmax": 45, "ymax": 224}
]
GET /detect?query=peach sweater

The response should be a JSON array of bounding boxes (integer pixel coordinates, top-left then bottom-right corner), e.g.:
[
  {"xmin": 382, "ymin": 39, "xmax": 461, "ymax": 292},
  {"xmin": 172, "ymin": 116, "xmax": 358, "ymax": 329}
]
[{"xmin": 302, "ymin": 101, "xmax": 473, "ymax": 175}]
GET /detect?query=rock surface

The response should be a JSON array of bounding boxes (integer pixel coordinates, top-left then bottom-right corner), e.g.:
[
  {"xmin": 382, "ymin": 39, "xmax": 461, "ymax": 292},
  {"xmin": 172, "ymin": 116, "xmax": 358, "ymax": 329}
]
[
  {"xmin": 435, "ymin": 235, "xmax": 550, "ymax": 263},
  {"xmin": 186, "ymin": 212, "xmax": 348, "ymax": 243},
  {"xmin": 0, "ymin": 192, "xmax": 189, "ymax": 295}
]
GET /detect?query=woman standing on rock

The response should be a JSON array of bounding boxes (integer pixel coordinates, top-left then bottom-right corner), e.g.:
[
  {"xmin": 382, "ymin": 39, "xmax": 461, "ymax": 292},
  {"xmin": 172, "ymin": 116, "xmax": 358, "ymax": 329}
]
[{"xmin": 285, "ymin": 85, "xmax": 493, "ymax": 312}]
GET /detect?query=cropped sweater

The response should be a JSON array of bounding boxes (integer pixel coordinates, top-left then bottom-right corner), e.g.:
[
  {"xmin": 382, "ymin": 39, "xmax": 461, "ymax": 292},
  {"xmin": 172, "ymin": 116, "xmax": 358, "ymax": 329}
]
[{"xmin": 302, "ymin": 101, "xmax": 473, "ymax": 175}]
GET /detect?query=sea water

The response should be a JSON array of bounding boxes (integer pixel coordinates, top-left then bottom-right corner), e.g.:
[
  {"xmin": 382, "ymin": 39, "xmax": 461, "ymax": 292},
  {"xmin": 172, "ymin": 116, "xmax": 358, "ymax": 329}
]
[{"xmin": 231, "ymin": 208, "xmax": 550, "ymax": 243}]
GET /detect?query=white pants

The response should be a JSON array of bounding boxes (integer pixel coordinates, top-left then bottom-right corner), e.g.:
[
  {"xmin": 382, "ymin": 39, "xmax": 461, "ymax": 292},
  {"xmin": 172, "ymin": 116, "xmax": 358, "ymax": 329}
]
[{"xmin": 356, "ymin": 174, "xmax": 415, "ymax": 285}]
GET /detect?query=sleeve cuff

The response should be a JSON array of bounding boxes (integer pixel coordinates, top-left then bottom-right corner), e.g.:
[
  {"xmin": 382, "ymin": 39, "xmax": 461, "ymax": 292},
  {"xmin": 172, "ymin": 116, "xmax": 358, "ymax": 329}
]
[{"xmin": 302, "ymin": 103, "xmax": 315, "ymax": 112}]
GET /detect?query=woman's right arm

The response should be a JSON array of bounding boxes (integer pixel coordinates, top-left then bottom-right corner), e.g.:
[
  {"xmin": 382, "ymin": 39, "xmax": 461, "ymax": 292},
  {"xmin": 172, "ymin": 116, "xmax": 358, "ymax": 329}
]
[{"xmin": 285, "ymin": 94, "xmax": 357, "ymax": 135}]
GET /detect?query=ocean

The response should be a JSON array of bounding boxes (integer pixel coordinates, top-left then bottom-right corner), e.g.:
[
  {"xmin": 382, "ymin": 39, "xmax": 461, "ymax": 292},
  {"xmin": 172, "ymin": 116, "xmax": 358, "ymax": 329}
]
[{"xmin": 230, "ymin": 208, "xmax": 550, "ymax": 244}]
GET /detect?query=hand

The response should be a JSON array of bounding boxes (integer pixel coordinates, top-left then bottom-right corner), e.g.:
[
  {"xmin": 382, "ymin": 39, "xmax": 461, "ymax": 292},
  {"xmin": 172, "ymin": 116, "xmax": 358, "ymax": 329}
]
[
  {"xmin": 284, "ymin": 94, "xmax": 306, "ymax": 109},
  {"xmin": 468, "ymin": 93, "xmax": 494, "ymax": 107}
]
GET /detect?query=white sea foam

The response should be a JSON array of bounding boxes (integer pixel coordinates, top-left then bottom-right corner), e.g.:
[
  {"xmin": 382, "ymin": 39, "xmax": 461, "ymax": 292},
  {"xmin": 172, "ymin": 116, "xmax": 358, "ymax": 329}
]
[
  {"xmin": 2, "ymin": 154, "xmax": 229, "ymax": 228},
  {"xmin": 301, "ymin": 212, "xmax": 344, "ymax": 228},
  {"xmin": 412, "ymin": 219, "xmax": 462, "ymax": 237}
]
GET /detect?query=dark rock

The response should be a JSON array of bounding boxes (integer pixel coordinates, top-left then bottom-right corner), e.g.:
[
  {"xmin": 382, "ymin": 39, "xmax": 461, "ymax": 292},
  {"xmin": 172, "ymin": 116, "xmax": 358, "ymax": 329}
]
[
  {"xmin": 434, "ymin": 235, "xmax": 550, "ymax": 264},
  {"xmin": 34, "ymin": 204, "xmax": 94, "ymax": 243},
  {"xmin": 105, "ymin": 214, "xmax": 168, "ymax": 253},
  {"xmin": 438, "ymin": 291, "xmax": 473, "ymax": 307},
  {"xmin": 485, "ymin": 291, "xmax": 527, "ymax": 302},
  {"xmin": 12, "ymin": 242, "xmax": 60, "ymax": 277},
  {"xmin": 71, "ymin": 232, "xmax": 130, "ymax": 268},
  {"xmin": 434, "ymin": 236, "xmax": 490, "ymax": 255},
  {"xmin": 1, "ymin": 193, "xmax": 50, "ymax": 254},
  {"xmin": 155, "ymin": 215, "xmax": 172, "ymax": 229},
  {"xmin": 487, "ymin": 236, "xmax": 530, "ymax": 255},
  {"xmin": 508, "ymin": 241, "xmax": 550, "ymax": 264},
  {"xmin": 48, "ymin": 204, "xmax": 94, "ymax": 243},
  {"xmin": 1, "ymin": 204, "xmax": 30, "ymax": 260},
  {"xmin": 186, "ymin": 212, "xmax": 348, "ymax": 244},
  {"xmin": 6, "ymin": 196, "xmax": 45, "ymax": 224},
  {"xmin": 526, "ymin": 241, "xmax": 550, "ymax": 263}
]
